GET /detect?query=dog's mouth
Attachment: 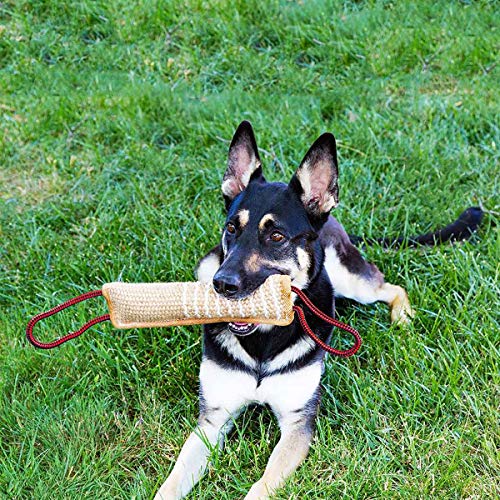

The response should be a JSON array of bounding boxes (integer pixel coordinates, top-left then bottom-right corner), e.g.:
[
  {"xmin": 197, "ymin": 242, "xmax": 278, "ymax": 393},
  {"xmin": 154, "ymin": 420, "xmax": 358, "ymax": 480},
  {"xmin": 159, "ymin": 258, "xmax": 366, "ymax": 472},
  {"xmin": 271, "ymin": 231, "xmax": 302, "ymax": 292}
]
[{"xmin": 228, "ymin": 322, "xmax": 259, "ymax": 336}]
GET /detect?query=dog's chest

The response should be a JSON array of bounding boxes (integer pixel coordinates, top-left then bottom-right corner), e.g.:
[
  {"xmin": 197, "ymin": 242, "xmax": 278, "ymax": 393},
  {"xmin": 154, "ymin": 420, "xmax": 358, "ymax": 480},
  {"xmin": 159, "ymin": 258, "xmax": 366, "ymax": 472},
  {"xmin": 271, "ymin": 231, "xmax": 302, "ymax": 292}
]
[{"xmin": 200, "ymin": 359, "xmax": 322, "ymax": 415}]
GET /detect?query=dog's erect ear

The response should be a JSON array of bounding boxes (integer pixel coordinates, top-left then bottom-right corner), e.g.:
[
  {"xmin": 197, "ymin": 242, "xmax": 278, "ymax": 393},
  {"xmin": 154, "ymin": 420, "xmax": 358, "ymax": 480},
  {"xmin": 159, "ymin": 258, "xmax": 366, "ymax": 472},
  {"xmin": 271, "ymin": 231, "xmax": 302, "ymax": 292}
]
[
  {"xmin": 289, "ymin": 133, "xmax": 339, "ymax": 218},
  {"xmin": 221, "ymin": 121, "xmax": 262, "ymax": 204}
]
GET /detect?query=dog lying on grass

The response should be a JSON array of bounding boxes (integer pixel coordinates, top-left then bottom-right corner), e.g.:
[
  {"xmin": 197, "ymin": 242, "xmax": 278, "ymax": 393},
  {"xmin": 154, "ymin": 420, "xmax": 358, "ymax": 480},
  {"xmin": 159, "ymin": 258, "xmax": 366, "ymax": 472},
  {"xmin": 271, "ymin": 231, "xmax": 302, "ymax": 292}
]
[{"xmin": 155, "ymin": 121, "xmax": 482, "ymax": 499}]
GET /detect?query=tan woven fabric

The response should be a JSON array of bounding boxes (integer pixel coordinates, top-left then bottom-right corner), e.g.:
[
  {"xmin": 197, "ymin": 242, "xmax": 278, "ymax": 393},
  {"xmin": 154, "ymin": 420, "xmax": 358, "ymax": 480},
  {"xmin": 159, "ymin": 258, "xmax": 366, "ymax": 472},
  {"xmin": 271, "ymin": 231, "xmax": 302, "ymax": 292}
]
[{"xmin": 102, "ymin": 274, "xmax": 293, "ymax": 329}]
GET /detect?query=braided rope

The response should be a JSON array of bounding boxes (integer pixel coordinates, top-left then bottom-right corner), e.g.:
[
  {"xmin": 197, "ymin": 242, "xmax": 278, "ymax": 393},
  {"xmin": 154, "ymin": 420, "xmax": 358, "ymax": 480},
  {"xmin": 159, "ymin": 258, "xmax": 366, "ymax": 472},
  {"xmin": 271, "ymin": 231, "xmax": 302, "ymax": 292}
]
[
  {"xmin": 26, "ymin": 290, "xmax": 110, "ymax": 349},
  {"xmin": 291, "ymin": 286, "xmax": 362, "ymax": 357}
]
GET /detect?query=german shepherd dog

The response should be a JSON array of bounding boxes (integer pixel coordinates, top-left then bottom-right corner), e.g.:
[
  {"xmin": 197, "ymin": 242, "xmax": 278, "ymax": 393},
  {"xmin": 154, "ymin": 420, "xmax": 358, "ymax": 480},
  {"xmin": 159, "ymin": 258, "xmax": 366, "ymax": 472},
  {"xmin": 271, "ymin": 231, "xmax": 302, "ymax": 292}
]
[{"xmin": 155, "ymin": 121, "xmax": 483, "ymax": 499}]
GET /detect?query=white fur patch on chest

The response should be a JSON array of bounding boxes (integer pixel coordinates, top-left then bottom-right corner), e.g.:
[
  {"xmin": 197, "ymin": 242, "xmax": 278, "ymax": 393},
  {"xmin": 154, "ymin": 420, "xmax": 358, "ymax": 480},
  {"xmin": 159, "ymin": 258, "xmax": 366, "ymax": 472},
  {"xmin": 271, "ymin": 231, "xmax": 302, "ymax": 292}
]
[
  {"xmin": 215, "ymin": 330, "xmax": 258, "ymax": 369},
  {"xmin": 199, "ymin": 359, "xmax": 322, "ymax": 416},
  {"xmin": 216, "ymin": 327, "xmax": 316, "ymax": 374},
  {"xmin": 263, "ymin": 335, "xmax": 316, "ymax": 373},
  {"xmin": 257, "ymin": 362, "xmax": 322, "ymax": 416},
  {"xmin": 200, "ymin": 360, "xmax": 256, "ymax": 412}
]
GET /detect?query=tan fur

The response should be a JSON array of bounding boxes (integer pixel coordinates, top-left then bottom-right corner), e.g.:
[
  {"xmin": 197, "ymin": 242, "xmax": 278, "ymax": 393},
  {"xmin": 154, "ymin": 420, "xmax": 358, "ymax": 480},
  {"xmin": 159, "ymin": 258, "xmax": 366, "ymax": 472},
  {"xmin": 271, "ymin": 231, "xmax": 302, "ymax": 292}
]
[
  {"xmin": 238, "ymin": 209, "xmax": 250, "ymax": 228},
  {"xmin": 293, "ymin": 248, "xmax": 311, "ymax": 289},
  {"xmin": 155, "ymin": 359, "xmax": 321, "ymax": 500},
  {"xmin": 243, "ymin": 251, "xmax": 305, "ymax": 289},
  {"xmin": 155, "ymin": 406, "xmax": 238, "ymax": 500},
  {"xmin": 385, "ymin": 284, "xmax": 414, "ymax": 324},
  {"xmin": 245, "ymin": 251, "xmax": 261, "ymax": 273},
  {"xmin": 244, "ymin": 429, "xmax": 311, "ymax": 500},
  {"xmin": 296, "ymin": 248, "xmax": 310, "ymax": 271},
  {"xmin": 245, "ymin": 255, "xmax": 308, "ymax": 290},
  {"xmin": 258, "ymin": 213, "xmax": 275, "ymax": 231},
  {"xmin": 297, "ymin": 161, "xmax": 338, "ymax": 213}
]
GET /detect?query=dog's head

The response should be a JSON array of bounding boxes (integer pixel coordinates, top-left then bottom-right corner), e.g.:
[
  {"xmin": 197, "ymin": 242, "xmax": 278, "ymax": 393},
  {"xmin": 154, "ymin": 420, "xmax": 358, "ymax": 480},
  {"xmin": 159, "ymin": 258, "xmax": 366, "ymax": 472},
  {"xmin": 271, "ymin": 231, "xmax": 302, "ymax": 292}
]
[{"xmin": 212, "ymin": 121, "xmax": 339, "ymax": 318}]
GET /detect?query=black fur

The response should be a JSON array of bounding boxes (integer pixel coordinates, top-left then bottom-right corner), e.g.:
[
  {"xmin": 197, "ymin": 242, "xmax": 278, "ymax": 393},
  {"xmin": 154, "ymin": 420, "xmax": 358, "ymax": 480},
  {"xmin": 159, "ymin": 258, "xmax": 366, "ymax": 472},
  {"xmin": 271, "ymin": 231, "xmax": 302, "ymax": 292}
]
[
  {"xmin": 320, "ymin": 216, "xmax": 382, "ymax": 280},
  {"xmin": 216, "ymin": 180, "xmax": 319, "ymax": 298},
  {"xmin": 228, "ymin": 272, "xmax": 331, "ymax": 375},
  {"xmin": 349, "ymin": 206, "xmax": 484, "ymax": 248}
]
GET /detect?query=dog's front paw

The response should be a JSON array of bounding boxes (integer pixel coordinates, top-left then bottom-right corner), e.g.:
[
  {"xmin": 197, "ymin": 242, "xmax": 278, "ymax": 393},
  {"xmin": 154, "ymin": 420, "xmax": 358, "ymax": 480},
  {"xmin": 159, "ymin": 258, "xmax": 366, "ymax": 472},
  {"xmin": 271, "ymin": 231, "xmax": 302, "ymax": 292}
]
[{"xmin": 244, "ymin": 480, "xmax": 273, "ymax": 500}]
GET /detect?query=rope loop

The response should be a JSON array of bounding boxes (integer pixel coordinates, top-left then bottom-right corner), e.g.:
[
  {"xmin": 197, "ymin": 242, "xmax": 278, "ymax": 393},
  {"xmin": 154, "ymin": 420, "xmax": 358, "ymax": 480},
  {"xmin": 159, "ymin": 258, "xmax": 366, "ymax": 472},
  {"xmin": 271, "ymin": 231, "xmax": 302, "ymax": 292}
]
[
  {"xmin": 291, "ymin": 286, "xmax": 362, "ymax": 357},
  {"xmin": 26, "ymin": 290, "xmax": 110, "ymax": 349}
]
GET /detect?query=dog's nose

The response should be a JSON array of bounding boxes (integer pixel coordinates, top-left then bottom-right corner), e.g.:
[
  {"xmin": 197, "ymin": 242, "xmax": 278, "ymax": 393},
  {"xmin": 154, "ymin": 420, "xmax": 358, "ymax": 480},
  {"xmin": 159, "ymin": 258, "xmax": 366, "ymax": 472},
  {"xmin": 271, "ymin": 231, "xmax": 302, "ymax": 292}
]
[{"xmin": 213, "ymin": 274, "xmax": 241, "ymax": 298}]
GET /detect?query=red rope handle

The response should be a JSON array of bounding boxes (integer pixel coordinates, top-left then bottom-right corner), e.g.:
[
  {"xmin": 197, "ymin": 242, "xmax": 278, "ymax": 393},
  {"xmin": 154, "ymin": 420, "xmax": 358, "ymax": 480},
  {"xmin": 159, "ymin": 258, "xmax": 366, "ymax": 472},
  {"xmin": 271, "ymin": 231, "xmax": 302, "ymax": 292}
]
[
  {"xmin": 291, "ymin": 286, "xmax": 362, "ymax": 357},
  {"xmin": 26, "ymin": 290, "xmax": 110, "ymax": 349}
]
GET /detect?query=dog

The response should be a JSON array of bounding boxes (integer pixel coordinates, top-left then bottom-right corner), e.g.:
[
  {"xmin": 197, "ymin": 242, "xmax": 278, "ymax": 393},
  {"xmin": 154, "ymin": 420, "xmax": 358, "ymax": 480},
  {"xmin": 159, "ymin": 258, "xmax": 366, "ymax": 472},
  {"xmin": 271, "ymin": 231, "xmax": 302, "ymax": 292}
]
[{"xmin": 154, "ymin": 121, "xmax": 483, "ymax": 499}]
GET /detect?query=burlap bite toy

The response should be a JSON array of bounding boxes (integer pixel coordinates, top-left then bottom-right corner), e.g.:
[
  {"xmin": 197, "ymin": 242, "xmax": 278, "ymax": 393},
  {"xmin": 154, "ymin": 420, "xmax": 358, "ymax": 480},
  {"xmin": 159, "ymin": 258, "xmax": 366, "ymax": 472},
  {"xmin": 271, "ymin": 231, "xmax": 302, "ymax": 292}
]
[
  {"xmin": 102, "ymin": 275, "xmax": 293, "ymax": 329},
  {"xmin": 26, "ymin": 275, "xmax": 361, "ymax": 357}
]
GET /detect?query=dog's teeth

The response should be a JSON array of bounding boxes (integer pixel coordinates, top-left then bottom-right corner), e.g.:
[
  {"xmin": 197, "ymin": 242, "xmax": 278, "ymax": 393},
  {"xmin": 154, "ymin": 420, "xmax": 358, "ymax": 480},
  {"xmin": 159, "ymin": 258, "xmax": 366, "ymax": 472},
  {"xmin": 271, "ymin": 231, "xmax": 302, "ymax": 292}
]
[{"xmin": 228, "ymin": 322, "xmax": 257, "ymax": 335}]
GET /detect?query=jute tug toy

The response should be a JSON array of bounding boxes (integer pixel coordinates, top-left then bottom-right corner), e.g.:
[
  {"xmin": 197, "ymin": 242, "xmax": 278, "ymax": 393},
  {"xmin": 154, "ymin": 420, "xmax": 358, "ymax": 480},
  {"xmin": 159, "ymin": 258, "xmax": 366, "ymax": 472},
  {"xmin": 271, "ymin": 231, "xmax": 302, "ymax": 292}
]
[{"xmin": 26, "ymin": 275, "xmax": 362, "ymax": 357}]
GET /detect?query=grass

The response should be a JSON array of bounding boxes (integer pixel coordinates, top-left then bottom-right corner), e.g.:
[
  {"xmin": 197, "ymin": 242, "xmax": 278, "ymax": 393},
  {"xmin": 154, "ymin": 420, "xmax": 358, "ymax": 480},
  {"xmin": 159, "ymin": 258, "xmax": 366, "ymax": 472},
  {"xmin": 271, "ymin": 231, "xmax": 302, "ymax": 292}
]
[{"xmin": 0, "ymin": 0, "xmax": 498, "ymax": 498}]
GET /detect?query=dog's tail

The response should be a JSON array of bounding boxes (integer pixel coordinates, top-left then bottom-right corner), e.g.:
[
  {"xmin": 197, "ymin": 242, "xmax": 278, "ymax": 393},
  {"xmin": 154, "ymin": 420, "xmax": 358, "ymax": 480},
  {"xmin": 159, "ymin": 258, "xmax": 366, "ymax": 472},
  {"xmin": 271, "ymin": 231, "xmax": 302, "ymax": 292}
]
[{"xmin": 349, "ymin": 206, "xmax": 484, "ymax": 248}]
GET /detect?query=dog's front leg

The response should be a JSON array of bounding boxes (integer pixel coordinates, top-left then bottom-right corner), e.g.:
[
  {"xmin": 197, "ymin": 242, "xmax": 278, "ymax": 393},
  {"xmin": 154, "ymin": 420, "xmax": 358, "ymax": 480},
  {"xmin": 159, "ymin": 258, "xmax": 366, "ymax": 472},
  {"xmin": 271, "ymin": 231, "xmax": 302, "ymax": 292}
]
[
  {"xmin": 155, "ymin": 359, "xmax": 253, "ymax": 499},
  {"xmin": 245, "ymin": 363, "xmax": 322, "ymax": 499},
  {"xmin": 244, "ymin": 420, "xmax": 313, "ymax": 500},
  {"xmin": 154, "ymin": 408, "xmax": 236, "ymax": 500}
]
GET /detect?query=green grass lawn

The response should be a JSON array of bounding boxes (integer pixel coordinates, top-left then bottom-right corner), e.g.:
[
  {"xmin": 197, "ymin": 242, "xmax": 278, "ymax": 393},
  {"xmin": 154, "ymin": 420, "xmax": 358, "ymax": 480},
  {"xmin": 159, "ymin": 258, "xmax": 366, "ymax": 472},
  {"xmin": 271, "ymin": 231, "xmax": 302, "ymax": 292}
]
[{"xmin": 1, "ymin": 0, "xmax": 498, "ymax": 498}]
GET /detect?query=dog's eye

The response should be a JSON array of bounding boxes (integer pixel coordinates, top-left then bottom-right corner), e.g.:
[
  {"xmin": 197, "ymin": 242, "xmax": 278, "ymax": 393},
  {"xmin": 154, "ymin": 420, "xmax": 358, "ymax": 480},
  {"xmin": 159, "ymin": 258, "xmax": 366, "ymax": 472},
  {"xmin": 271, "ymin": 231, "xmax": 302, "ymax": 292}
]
[
  {"xmin": 226, "ymin": 223, "xmax": 236, "ymax": 234},
  {"xmin": 270, "ymin": 232, "xmax": 285, "ymax": 243}
]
